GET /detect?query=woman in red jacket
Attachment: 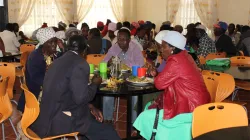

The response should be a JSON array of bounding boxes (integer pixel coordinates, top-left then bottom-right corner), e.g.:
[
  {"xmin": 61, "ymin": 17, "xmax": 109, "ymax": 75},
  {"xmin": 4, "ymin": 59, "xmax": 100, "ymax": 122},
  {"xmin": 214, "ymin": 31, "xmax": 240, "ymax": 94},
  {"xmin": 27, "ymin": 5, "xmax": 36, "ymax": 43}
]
[{"xmin": 149, "ymin": 31, "xmax": 210, "ymax": 120}]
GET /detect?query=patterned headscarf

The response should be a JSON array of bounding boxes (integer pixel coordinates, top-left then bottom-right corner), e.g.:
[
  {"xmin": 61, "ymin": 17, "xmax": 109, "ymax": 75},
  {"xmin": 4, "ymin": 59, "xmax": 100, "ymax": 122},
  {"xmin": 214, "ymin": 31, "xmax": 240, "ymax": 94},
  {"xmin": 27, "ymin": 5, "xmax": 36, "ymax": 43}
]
[{"xmin": 36, "ymin": 27, "xmax": 56, "ymax": 45}]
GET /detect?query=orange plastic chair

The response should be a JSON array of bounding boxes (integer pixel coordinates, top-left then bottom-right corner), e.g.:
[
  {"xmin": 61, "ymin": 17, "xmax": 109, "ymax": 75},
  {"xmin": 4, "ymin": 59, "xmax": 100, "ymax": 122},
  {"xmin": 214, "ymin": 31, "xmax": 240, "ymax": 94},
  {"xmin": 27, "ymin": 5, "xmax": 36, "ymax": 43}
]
[
  {"xmin": 0, "ymin": 77, "xmax": 19, "ymax": 139},
  {"xmin": 198, "ymin": 55, "xmax": 206, "ymax": 65},
  {"xmin": 20, "ymin": 84, "xmax": 79, "ymax": 140},
  {"xmin": 20, "ymin": 44, "xmax": 35, "ymax": 53},
  {"xmin": 202, "ymin": 70, "xmax": 235, "ymax": 102},
  {"xmin": 86, "ymin": 54, "xmax": 105, "ymax": 65},
  {"xmin": 230, "ymin": 56, "xmax": 250, "ymax": 65},
  {"xmin": 206, "ymin": 52, "xmax": 227, "ymax": 61},
  {"xmin": 0, "ymin": 63, "xmax": 16, "ymax": 103},
  {"xmin": 202, "ymin": 75, "xmax": 218, "ymax": 102},
  {"xmin": 192, "ymin": 103, "xmax": 248, "ymax": 138}
]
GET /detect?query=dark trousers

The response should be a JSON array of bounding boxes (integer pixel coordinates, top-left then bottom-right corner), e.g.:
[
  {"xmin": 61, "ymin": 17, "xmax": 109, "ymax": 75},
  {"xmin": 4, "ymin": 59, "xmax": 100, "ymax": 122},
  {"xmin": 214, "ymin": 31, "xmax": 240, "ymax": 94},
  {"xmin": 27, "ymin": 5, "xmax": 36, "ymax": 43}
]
[{"xmin": 81, "ymin": 119, "xmax": 120, "ymax": 140}]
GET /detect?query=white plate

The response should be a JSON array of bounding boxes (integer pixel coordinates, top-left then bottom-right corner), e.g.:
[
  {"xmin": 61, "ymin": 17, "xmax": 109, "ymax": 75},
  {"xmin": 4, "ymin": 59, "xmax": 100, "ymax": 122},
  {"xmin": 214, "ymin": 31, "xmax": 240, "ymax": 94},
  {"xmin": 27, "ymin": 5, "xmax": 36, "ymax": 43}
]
[{"xmin": 126, "ymin": 77, "xmax": 154, "ymax": 85}]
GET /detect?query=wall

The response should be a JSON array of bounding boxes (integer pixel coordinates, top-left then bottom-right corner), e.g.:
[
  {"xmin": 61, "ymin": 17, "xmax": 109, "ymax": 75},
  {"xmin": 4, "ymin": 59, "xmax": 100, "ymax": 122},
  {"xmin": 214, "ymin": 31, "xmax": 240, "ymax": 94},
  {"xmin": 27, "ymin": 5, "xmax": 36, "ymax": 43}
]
[
  {"xmin": 217, "ymin": 0, "xmax": 250, "ymax": 25},
  {"xmin": 135, "ymin": 0, "xmax": 250, "ymax": 31},
  {"xmin": 0, "ymin": 0, "xmax": 8, "ymax": 31},
  {"xmin": 136, "ymin": 0, "xmax": 167, "ymax": 31}
]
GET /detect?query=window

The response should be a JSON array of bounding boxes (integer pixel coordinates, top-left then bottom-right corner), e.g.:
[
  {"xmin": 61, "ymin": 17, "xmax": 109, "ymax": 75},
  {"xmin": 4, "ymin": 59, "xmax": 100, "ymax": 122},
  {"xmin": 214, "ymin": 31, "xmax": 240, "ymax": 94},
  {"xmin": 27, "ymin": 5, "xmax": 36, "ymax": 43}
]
[
  {"xmin": 78, "ymin": 0, "xmax": 117, "ymax": 29},
  {"xmin": 174, "ymin": 0, "xmax": 200, "ymax": 34},
  {"xmin": 20, "ymin": 0, "xmax": 63, "ymax": 37}
]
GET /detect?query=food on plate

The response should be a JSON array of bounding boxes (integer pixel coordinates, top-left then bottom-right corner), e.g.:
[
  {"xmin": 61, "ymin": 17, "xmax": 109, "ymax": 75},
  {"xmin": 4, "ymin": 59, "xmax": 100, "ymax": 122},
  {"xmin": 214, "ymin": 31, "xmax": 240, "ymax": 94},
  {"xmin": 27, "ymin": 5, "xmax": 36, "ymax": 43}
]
[
  {"xmin": 106, "ymin": 78, "xmax": 123, "ymax": 88},
  {"xmin": 127, "ymin": 76, "xmax": 153, "ymax": 83},
  {"xmin": 121, "ymin": 64, "xmax": 131, "ymax": 71}
]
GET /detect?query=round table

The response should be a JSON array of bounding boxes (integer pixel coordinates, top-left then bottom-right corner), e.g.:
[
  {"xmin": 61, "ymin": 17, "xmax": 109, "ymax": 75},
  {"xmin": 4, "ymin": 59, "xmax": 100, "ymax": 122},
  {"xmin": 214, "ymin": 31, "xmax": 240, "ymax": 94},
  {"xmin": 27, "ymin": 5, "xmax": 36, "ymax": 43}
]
[
  {"xmin": 0, "ymin": 53, "xmax": 22, "ymax": 62},
  {"xmin": 201, "ymin": 64, "xmax": 250, "ymax": 80},
  {"xmin": 193, "ymin": 126, "xmax": 250, "ymax": 140},
  {"xmin": 97, "ymin": 82, "xmax": 161, "ymax": 140}
]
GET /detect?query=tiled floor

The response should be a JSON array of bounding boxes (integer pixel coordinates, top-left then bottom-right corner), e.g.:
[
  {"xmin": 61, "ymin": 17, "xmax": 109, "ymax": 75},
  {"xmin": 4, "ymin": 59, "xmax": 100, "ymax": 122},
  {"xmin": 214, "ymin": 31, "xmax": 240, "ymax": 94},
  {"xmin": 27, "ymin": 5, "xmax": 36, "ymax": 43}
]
[{"xmin": 2, "ymin": 84, "xmax": 250, "ymax": 139}]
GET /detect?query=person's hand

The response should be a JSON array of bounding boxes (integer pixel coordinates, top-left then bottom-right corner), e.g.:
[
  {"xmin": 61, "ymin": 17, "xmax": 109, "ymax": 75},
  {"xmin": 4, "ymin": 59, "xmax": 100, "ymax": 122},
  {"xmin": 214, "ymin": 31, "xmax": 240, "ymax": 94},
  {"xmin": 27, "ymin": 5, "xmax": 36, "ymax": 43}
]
[
  {"xmin": 149, "ymin": 67, "xmax": 158, "ymax": 77},
  {"xmin": 89, "ymin": 104, "xmax": 103, "ymax": 122},
  {"xmin": 91, "ymin": 74, "xmax": 102, "ymax": 85}
]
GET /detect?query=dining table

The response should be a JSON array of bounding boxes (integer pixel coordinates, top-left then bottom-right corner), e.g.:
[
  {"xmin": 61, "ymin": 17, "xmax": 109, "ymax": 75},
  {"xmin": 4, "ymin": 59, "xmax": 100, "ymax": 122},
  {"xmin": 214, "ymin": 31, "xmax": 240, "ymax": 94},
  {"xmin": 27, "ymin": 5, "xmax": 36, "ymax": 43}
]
[
  {"xmin": 0, "ymin": 52, "xmax": 22, "ymax": 62},
  {"xmin": 96, "ymin": 73, "xmax": 161, "ymax": 140},
  {"xmin": 193, "ymin": 126, "xmax": 250, "ymax": 140},
  {"xmin": 201, "ymin": 64, "xmax": 250, "ymax": 80}
]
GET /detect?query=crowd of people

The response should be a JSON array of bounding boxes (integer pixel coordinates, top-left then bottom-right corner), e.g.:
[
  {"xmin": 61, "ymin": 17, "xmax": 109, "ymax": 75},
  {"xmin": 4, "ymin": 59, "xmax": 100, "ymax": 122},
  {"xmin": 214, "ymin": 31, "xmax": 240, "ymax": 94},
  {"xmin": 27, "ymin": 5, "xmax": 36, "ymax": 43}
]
[{"xmin": 0, "ymin": 19, "xmax": 250, "ymax": 139}]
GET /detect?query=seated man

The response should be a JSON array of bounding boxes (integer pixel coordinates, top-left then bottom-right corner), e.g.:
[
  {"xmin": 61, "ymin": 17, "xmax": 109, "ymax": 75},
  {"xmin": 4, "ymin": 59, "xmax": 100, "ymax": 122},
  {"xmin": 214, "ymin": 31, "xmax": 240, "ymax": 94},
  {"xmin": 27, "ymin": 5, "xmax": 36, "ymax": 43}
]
[
  {"xmin": 214, "ymin": 22, "xmax": 236, "ymax": 56},
  {"xmin": 102, "ymin": 29, "xmax": 144, "ymax": 122},
  {"xmin": 103, "ymin": 28, "xmax": 144, "ymax": 67},
  {"xmin": 87, "ymin": 28, "xmax": 112, "ymax": 54},
  {"xmin": 30, "ymin": 35, "xmax": 120, "ymax": 139}
]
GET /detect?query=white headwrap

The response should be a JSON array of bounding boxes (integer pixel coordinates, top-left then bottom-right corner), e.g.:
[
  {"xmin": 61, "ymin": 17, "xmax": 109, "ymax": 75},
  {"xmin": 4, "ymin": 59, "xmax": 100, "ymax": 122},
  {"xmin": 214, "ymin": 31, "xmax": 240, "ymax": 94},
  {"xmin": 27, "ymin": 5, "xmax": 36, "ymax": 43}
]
[
  {"xmin": 162, "ymin": 31, "xmax": 186, "ymax": 50},
  {"xmin": 36, "ymin": 27, "xmax": 56, "ymax": 45},
  {"xmin": 108, "ymin": 23, "xmax": 117, "ymax": 31},
  {"xmin": 155, "ymin": 30, "xmax": 168, "ymax": 44}
]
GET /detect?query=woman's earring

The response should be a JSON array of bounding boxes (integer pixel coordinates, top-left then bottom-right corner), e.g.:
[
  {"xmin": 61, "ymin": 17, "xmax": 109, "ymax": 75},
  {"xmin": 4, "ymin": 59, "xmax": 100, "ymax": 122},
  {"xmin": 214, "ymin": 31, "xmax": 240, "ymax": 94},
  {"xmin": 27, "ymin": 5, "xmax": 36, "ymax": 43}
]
[{"xmin": 171, "ymin": 51, "xmax": 173, "ymax": 54}]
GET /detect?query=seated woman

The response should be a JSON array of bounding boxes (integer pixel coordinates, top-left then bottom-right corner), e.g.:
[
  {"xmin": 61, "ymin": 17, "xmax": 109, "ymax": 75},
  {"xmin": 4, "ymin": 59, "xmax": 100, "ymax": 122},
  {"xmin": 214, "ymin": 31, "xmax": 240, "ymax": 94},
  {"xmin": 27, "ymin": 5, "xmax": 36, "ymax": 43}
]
[{"xmin": 133, "ymin": 31, "xmax": 210, "ymax": 140}]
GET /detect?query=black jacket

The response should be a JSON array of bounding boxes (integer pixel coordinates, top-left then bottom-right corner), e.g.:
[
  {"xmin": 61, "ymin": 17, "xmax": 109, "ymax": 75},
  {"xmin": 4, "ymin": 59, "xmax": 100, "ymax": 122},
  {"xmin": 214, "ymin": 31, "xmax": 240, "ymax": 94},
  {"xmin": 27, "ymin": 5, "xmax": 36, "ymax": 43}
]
[
  {"xmin": 31, "ymin": 51, "xmax": 98, "ymax": 138},
  {"xmin": 215, "ymin": 34, "xmax": 236, "ymax": 56}
]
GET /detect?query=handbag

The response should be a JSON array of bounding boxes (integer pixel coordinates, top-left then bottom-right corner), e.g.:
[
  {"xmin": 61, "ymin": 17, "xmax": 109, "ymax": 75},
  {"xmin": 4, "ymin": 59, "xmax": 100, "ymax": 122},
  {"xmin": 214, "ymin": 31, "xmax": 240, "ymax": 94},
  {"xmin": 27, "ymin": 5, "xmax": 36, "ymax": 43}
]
[{"xmin": 150, "ymin": 107, "xmax": 160, "ymax": 140}]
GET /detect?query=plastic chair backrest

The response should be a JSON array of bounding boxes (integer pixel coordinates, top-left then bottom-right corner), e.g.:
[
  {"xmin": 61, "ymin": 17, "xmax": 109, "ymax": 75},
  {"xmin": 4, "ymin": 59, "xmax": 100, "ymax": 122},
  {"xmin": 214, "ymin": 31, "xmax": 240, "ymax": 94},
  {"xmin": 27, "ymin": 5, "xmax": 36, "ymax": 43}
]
[
  {"xmin": 192, "ymin": 103, "xmax": 248, "ymax": 138},
  {"xmin": 0, "ymin": 63, "xmax": 16, "ymax": 99},
  {"xmin": 20, "ymin": 84, "xmax": 40, "ymax": 139},
  {"xmin": 86, "ymin": 54, "xmax": 105, "ymax": 65},
  {"xmin": 202, "ymin": 75, "xmax": 218, "ymax": 102},
  {"xmin": 198, "ymin": 55, "xmax": 206, "ymax": 65},
  {"xmin": 20, "ymin": 51, "xmax": 30, "ymax": 67},
  {"xmin": 20, "ymin": 44, "xmax": 35, "ymax": 53},
  {"xmin": 230, "ymin": 56, "xmax": 250, "ymax": 65},
  {"xmin": 206, "ymin": 52, "xmax": 226, "ymax": 61},
  {"xmin": 202, "ymin": 70, "xmax": 235, "ymax": 102},
  {"xmin": 0, "ymin": 77, "xmax": 13, "ymax": 123}
]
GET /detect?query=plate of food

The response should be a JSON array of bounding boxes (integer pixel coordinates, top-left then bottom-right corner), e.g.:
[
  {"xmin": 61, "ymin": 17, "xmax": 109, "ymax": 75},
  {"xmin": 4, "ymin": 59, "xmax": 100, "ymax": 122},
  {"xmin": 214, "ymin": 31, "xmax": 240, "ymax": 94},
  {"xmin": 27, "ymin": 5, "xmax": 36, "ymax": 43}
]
[{"xmin": 126, "ymin": 76, "xmax": 154, "ymax": 86}]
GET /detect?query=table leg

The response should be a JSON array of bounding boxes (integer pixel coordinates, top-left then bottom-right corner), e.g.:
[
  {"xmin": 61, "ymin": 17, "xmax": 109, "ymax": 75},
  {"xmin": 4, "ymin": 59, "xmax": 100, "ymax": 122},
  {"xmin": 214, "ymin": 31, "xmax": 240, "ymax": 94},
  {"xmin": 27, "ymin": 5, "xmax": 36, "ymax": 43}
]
[
  {"xmin": 137, "ymin": 95, "xmax": 143, "ymax": 114},
  {"xmin": 126, "ymin": 94, "xmax": 132, "ymax": 139}
]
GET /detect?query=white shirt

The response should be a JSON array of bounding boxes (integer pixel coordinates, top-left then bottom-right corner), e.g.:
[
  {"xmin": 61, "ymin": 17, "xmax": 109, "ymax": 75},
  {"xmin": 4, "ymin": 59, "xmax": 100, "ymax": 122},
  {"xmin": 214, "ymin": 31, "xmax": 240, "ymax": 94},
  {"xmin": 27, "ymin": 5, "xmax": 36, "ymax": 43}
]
[{"xmin": 0, "ymin": 30, "xmax": 20, "ymax": 53}]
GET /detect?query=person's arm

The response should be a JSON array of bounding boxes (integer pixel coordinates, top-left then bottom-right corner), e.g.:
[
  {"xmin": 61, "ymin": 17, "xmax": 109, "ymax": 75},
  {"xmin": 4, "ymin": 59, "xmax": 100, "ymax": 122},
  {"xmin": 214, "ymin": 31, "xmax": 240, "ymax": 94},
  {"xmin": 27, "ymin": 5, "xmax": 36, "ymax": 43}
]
[
  {"xmin": 102, "ymin": 45, "xmax": 116, "ymax": 62},
  {"xmin": 154, "ymin": 59, "xmax": 179, "ymax": 90},
  {"xmin": 27, "ymin": 57, "xmax": 46, "ymax": 86},
  {"xmin": 70, "ymin": 62, "xmax": 97, "ymax": 105},
  {"xmin": 133, "ymin": 45, "xmax": 145, "ymax": 67},
  {"xmin": 12, "ymin": 33, "xmax": 21, "ymax": 48}
]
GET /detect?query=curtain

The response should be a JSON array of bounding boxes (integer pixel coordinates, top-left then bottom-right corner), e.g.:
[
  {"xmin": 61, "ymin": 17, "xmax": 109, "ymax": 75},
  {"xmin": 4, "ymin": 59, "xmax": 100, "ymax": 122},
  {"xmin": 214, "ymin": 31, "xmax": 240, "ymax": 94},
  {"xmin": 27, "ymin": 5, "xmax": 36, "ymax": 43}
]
[
  {"xmin": 174, "ymin": 0, "xmax": 201, "ymax": 34},
  {"xmin": 110, "ymin": 0, "xmax": 124, "ymax": 22},
  {"xmin": 248, "ymin": 7, "xmax": 250, "ymax": 26},
  {"xmin": 73, "ymin": 0, "xmax": 94, "ymax": 23},
  {"xmin": 19, "ymin": 0, "xmax": 63, "ymax": 36},
  {"xmin": 54, "ymin": 0, "xmax": 74, "ymax": 24},
  {"xmin": 166, "ymin": 0, "xmax": 181, "ymax": 23},
  {"xmin": 194, "ymin": 0, "xmax": 218, "ymax": 30},
  {"xmin": 8, "ymin": 0, "xmax": 36, "ymax": 26},
  {"xmin": 79, "ymin": 0, "xmax": 117, "ymax": 29}
]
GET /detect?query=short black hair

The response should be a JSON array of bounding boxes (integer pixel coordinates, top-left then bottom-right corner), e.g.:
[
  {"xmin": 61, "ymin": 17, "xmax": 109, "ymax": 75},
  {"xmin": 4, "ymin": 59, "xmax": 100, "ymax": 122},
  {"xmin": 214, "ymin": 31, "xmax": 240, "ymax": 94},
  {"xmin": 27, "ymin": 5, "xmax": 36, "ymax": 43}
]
[
  {"xmin": 81, "ymin": 23, "xmax": 89, "ymax": 30},
  {"xmin": 123, "ymin": 21, "xmax": 131, "ymax": 29},
  {"xmin": 152, "ymin": 23, "xmax": 156, "ymax": 29},
  {"xmin": 69, "ymin": 24, "xmax": 76, "ymax": 27},
  {"xmin": 13, "ymin": 23, "xmax": 19, "ymax": 27},
  {"xmin": 6, "ymin": 23, "xmax": 14, "ymax": 31},
  {"xmin": 66, "ymin": 35, "xmax": 88, "ymax": 54},
  {"xmin": 242, "ymin": 25, "xmax": 249, "ymax": 33},
  {"xmin": 116, "ymin": 22, "xmax": 123, "ymax": 30},
  {"xmin": 160, "ymin": 25, "xmax": 172, "ymax": 31},
  {"xmin": 89, "ymin": 28, "xmax": 101, "ymax": 37},
  {"xmin": 118, "ymin": 29, "xmax": 131, "ymax": 39}
]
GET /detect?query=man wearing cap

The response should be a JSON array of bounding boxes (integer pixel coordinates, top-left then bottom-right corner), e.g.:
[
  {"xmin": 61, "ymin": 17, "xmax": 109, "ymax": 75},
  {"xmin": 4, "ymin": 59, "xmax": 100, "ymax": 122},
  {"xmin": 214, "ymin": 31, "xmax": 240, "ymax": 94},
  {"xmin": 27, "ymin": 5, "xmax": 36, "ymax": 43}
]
[
  {"xmin": 17, "ymin": 27, "xmax": 58, "ymax": 112},
  {"xmin": 103, "ymin": 22, "xmax": 117, "ymax": 44},
  {"xmin": 97, "ymin": 21, "xmax": 104, "ymax": 32},
  {"xmin": 195, "ymin": 24, "xmax": 216, "ymax": 57},
  {"xmin": 214, "ymin": 21, "xmax": 236, "ymax": 56}
]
